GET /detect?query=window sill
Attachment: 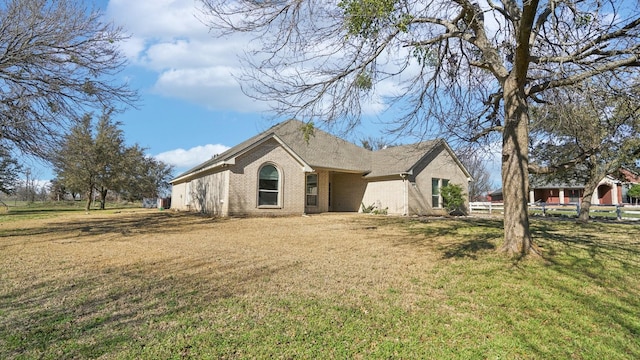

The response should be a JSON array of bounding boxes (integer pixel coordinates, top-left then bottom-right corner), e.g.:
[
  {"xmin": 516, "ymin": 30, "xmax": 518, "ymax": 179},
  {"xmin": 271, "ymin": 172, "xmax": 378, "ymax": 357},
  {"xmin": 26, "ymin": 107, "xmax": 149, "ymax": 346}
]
[{"xmin": 257, "ymin": 205, "xmax": 282, "ymax": 209}]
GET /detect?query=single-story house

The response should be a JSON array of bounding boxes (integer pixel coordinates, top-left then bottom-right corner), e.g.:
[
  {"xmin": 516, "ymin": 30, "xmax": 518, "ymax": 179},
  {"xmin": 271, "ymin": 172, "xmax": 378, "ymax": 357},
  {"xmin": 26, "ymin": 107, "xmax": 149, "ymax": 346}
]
[
  {"xmin": 529, "ymin": 168, "xmax": 640, "ymax": 205},
  {"xmin": 170, "ymin": 119, "xmax": 471, "ymax": 216}
]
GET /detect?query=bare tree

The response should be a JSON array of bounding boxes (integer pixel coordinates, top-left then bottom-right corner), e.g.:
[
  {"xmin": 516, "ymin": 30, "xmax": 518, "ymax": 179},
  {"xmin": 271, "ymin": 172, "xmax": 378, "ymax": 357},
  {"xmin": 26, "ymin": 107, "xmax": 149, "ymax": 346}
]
[
  {"xmin": 0, "ymin": 0, "xmax": 137, "ymax": 159},
  {"xmin": 199, "ymin": 0, "xmax": 640, "ymax": 256},
  {"xmin": 21, "ymin": 167, "xmax": 43, "ymax": 203},
  {"xmin": 457, "ymin": 148, "xmax": 494, "ymax": 201},
  {"xmin": 530, "ymin": 82, "xmax": 640, "ymax": 223},
  {"xmin": 360, "ymin": 136, "xmax": 397, "ymax": 150}
]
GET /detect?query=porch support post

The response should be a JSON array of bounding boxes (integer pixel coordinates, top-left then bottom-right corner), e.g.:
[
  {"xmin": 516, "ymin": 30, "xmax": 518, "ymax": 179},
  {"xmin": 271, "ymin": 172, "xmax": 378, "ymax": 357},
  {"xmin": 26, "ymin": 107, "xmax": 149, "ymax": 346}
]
[{"xmin": 559, "ymin": 188, "xmax": 565, "ymax": 204}]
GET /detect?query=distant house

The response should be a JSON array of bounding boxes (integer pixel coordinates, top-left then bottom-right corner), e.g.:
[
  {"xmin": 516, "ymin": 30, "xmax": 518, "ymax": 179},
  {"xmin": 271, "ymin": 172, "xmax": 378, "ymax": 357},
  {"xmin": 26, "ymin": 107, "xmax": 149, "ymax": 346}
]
[
  {"xmin": 485, "ymin": 168, "xmax": 640, "ymax": 205},
  {"xmin": 487, "ymin": 188, "xmax": 503, "ymax": 203},
  {"xmin": 529, "ymin": 168, "xmax": 640, "ymax": 205},
  {"xmin": 170, "ymin": 119, "xmax": 471, "ymax": 216}
]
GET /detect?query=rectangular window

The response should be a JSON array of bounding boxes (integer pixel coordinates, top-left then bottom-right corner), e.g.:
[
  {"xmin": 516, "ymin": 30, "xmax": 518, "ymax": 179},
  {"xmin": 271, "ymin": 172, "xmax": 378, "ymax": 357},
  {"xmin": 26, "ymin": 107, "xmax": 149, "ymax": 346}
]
[
  {"xmin": 259, "ymin": 191, "xmax": 278, "ymax": 206},
  {"xmin": 432, "ymin": 178, "xmax": 440, "ymax": 208},
  {"xmin": 432, "ymin": 178, "xmax": 450, "ymax": 208},
  {"xmin": 306, "ymin": 173, "xmax": 318, "ymax": 206}
]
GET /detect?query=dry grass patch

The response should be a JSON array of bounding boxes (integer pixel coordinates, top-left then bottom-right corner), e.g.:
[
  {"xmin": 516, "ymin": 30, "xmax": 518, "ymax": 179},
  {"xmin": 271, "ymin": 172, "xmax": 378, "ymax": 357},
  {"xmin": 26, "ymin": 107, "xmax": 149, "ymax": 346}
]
[{"xmin": 1, "ymin": 210, "xmax": 638, "ymax": 359}]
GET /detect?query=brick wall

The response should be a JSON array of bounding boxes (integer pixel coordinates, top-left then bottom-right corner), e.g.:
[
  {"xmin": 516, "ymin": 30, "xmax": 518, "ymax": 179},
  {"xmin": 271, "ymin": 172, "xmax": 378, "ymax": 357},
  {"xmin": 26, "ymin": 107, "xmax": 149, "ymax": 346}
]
[
  {"xmin": 331, "ymin": 172, "xmax": 367, "ymax": 212},
  {"xmin": 228, "ymin": 139, "xmax": 306, "ymax": 216},
  {"xmin": 361, "ymin": 178, "xmax": 405, "ymax": 214},
  {"xmin": 171, "ymin": 182, "xmax": 187, "ymax": 210},
  {"xmin": 412, "ymin": 145, "xmax": 469, "ymax": 215}
]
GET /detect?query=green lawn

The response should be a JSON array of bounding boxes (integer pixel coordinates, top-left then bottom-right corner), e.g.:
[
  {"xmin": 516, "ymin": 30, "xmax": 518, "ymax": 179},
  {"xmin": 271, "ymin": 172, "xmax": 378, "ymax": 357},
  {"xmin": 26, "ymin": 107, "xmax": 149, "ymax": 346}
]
[
  {"xmin": 0, "ymin": 211, "xmax": 638, "ymax": 359},
  {"xmin": 0, "ymin": 200, "xmax": 143, "ymax": 221}
]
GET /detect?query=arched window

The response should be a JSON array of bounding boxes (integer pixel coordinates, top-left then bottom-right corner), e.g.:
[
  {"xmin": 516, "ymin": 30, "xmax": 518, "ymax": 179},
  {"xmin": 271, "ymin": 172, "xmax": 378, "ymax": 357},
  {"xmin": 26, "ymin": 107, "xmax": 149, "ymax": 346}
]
[{"xmin": 258, "ymin": 164, "xmax": 280, "ymax": 206}]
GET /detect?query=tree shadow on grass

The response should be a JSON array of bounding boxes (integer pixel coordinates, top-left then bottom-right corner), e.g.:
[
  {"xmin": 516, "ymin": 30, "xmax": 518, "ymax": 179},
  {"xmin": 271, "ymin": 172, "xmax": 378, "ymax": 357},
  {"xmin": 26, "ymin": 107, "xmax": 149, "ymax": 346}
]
[
  {"xmin": 0, "ymin": 211, "xmax": 217, "ymax": 249},
  {"xmin": 402, "ymin": 217, "xmax": 640, "ymax": 356},
  {"xmin": 531, "ymin": 220, "xmax": 640, "ymax": 271},
  {"xmin": 0, "ymin": 253, "xmax": 301, "ymax": 358},
  {"xmin": 391, "ymin": 217, "xmax": 503, "ymax": 259},
  {"xmin": 528, "ymin": 220, "xmax": 640, "ymax": 346},
  {"xmin": 440, "ymin": 238, "xmax": 496, "ymax": 259}
]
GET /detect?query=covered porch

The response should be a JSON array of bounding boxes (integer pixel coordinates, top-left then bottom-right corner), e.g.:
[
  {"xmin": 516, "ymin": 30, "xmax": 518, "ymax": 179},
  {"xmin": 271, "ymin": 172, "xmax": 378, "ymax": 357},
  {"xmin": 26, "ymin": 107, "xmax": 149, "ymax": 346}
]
[{"xmin": 304, "ymin": 169, "xmax": 367, "ymax": 214}]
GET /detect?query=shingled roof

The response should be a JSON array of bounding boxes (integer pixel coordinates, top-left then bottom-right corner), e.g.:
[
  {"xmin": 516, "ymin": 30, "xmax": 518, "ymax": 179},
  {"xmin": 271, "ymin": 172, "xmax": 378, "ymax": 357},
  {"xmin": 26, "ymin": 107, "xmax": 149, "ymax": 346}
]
[
  {"xmin": 366, "ymin": 141, "xmax": 441, "ymax": 178},
  {"xmin": 172, "ymin": 119, "xmax": 466, "ymax": 183},
  {"xmin": 269, "ymin": 119, "xmax": 371, "ymax": 172}
]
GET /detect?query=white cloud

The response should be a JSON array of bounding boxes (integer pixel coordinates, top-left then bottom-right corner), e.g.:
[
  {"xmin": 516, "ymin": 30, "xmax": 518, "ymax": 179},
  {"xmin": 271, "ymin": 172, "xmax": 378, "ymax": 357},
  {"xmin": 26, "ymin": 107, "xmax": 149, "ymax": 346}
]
[
  {"xmin": 152, "ymin": 66, "xmax": 267, "ymax": 112},
  {"xmin": 107, "ymin": 0, "xmax": 207, "ymax": 40},
  {"xmin": 103, "ymin": 0, "xmax": 405, "ymax": 116},
  {"xmin": 154, "ymin": 144, "xmax": 230, "ymax": 169},
  {"xmin": 106, "ymin": 0, "xmax": 481, "ymax": 117},
  {"xmin": 105, "ymin": 0, "xmax": 256, "ymax": 111}
]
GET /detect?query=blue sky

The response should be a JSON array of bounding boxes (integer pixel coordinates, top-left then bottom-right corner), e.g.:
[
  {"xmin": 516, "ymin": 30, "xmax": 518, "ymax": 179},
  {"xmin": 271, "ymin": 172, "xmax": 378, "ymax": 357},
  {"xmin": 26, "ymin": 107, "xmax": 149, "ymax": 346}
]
[{"xmin": 25, "ymin": 0, "xmax": 502, "ymax": 186}]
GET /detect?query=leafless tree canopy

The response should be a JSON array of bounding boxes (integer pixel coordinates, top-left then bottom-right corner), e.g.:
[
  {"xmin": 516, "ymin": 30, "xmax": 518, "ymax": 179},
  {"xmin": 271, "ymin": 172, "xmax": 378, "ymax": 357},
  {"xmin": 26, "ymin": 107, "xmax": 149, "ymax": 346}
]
[
  {"xmin": 199, "ymin": 0, "xmax": 640, "ymax": 255},
  {"xmin": 0, "ymin": 0, "xmax": 138, "ymax": 159},
  {"xmin": 457, "ymin": 147, "xmax": 494, "ymax": 200},
  {"xmin": 199, "ymin": 0, "xmax": 638, "ymax": 136}
]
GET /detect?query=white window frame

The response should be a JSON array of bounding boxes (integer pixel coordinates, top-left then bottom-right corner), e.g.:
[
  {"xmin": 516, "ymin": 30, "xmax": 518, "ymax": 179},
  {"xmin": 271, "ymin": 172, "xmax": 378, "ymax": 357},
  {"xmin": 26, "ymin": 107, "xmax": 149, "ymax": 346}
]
[
  {"xmin": 306, "ymin": 173, "xmax": 318, "ymax": 207},
  {"xmin": 432, "ymin": 178, "xmax": 449, "ymax": 208},
  {"xmin": 257, "ymin": 163, "xmax": 282, "ymax": 208}
]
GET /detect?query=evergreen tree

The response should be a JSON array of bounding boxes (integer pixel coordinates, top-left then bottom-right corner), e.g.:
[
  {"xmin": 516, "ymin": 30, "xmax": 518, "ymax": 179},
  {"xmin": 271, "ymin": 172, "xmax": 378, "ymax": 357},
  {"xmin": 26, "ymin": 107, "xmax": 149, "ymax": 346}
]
[{"xmin": 0, "ymin": 147, "xmax": 21, "ymax": 195}]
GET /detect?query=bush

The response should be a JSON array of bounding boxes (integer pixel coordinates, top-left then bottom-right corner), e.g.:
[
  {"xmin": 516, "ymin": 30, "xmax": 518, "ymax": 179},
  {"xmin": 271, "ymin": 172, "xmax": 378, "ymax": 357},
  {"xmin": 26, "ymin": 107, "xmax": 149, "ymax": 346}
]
[
  {"xmin": 361, "ymin": 202, "xmax": 388, "ymax": 215},
  {"xmin": 628, "ymin": 184, "xmax": 640, "ymax": 204},
  {"xmin": 361, "ymin": 202, "xmax": 376, "ymax": 213},
  {"xmin": 441, "ymin": 183, "xmax": 466, "ymax": 215}
]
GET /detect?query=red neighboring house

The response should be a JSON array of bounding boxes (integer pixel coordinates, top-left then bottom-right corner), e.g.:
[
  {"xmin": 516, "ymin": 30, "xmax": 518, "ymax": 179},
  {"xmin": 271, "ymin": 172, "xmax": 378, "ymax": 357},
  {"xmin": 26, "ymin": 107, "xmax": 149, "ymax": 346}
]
[
  {"xmin": 487, "ymin": 168, "xmax": 640, "ymax": 205},
  {"xmin": 530, "ymin": 176, "xmax": 619, "ymax": 205},
  {"xmin": 529, "ymin": 168, "xmax": 640, "ymax": 205}
]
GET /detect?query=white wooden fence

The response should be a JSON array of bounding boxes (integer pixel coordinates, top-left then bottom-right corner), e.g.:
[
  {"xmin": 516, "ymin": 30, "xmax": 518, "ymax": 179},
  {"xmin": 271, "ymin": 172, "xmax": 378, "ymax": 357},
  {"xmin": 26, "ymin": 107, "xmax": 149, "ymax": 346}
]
[{"xmin": 469, "ymin": 202, "xmax": 640, "ymax": 221}]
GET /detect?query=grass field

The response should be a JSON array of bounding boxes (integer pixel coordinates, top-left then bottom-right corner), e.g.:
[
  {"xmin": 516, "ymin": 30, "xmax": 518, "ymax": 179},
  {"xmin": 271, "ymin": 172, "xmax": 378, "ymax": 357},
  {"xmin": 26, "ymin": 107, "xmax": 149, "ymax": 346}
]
[{"xmin": 1, "ymin": 208, "xmax": 638, "ymax": 359}]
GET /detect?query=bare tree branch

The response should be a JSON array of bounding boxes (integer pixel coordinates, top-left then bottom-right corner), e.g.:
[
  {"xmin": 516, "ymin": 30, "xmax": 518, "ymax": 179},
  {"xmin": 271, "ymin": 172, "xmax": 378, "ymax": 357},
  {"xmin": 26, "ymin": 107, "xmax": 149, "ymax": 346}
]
[{"xmin": 0, "ymin": 0, "xmax": 138, "ymax": 160}]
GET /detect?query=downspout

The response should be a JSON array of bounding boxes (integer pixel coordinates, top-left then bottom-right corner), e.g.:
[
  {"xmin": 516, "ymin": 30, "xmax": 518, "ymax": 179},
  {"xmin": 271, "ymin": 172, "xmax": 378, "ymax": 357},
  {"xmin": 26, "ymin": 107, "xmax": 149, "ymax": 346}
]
[{"xmin": 400, "ymin": 174, "xmax": 409, "ymax": 216}]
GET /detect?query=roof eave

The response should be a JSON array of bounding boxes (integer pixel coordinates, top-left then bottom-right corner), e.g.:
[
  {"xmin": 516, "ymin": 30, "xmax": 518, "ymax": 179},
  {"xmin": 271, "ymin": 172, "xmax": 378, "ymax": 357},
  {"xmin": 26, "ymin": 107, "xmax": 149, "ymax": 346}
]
[
  {"xmin": 170, "ymin": 159, "xmax": 235, "ymax": 184},
  {"xmin": 171, "ymin": 132, "xmax": 314, "ymax": 184},
  {"xmin": 364, "ymin": 170, "xmax": 412, "ymax": 179}
]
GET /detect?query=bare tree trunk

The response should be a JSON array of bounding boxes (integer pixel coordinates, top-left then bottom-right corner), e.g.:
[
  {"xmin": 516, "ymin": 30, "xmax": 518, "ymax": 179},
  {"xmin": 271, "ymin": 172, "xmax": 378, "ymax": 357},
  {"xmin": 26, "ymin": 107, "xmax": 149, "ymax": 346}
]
[
  {"xmin": 85, "ymin": 188, "xmax": 92, "ymax": 212},
  {"xmin": 578, "ymin": 167, "xmax": 605, "ymax": 223},
  {"xmin": 500, "ymin": 77, "xmax": 535, "ymax": 256},
  {"xmin": 99, "ymin": 187, "xmax": 108, "ymax": 210},
  {"xmin": 578, "ymin": 189, "xmax": 595, "ymax": 223}
]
